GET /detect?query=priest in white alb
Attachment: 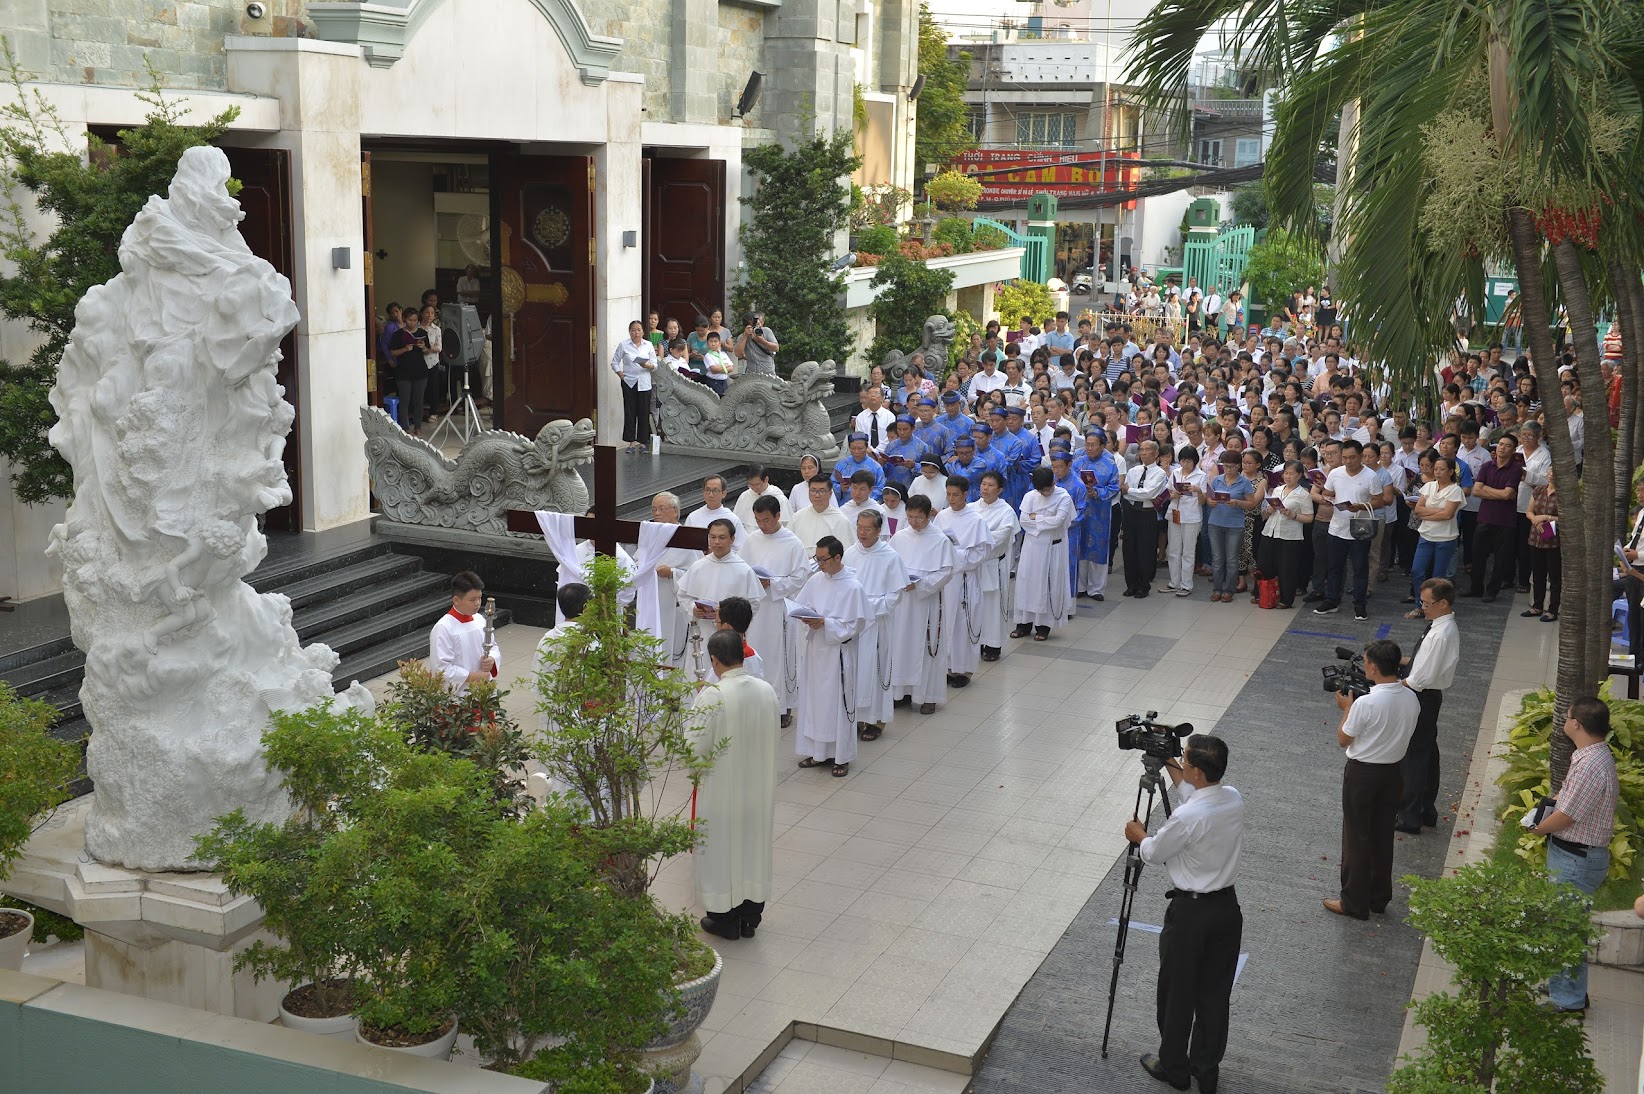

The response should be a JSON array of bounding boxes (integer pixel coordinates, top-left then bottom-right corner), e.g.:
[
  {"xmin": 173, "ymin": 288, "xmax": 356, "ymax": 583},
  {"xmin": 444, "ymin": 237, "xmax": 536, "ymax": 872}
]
[
  {"xmin": 842, "ymin": 508, "xmax": 909, "ymax": 742},
  {"xmin": 790, "ymin": 535, "xmax": 871, "ymax": 778},
  {"xmin": 1013, "ymin": 466, "xmax": 1077, "ymax": 640},
  {"xmin": 733, "ymin": 464, "xmax": 793, "ymax": 530},
  {"xmin": 675, "ymin": 519, "xmax": 764, "ymax": 680},
  {"xmin": 738, "ymin": 495, "xmax": 810, "ymax": 723},
  {"xmin": 839, "ymin": 470, "xmax": 886, "ymax": 530},
  {"xmin": 688, "ymin": 629, "xmax": 781, "ymax": 941},
  {"xmin": 887, "ymin": 495, "xmax": 956, "ymax": 714},
  {"xmin": 974, "ymin": 469, "xmax": 1021, "ymax": 662},
  {"xmin": 788, "ymin": 475, "xmax": 852, "ymax": 550},
  {"xmin": 430, "ymin": 570, "xmax": 497, "ymax": 694},
  {"xmin": 933, "ymin": 476, "xmax": 994, "ymax": 688},
  {"xmin": 684, "ymin": 475, "xmax": 746, "ymax": 552},
  {"xmin": 646, "ymin": 492, "xmax": 702, "ymax": 667}
]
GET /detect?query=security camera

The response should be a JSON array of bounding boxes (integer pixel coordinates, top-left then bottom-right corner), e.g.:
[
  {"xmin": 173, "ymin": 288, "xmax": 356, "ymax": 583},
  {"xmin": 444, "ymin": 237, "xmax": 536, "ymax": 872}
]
[{"xmin": 246, "ymin": 3, "xmax": 266, "ymax": 18}]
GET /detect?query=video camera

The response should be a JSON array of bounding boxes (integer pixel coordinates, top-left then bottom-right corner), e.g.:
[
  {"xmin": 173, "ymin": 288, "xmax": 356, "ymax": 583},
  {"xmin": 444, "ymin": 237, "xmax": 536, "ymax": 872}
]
[
  {"xmin": 1115, "ymin": 711, "xmax": 1194, "ymax": 761},
  {"xmin": 1321, "ymin": 645, "xmax": 1371, "ymax": 699}
]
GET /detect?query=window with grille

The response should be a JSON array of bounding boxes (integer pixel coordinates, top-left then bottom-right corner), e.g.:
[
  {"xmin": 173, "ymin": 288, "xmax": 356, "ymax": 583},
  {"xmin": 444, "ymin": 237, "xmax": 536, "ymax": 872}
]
[
  {"xmin": 1016, "ymin": 112, "xmax": 1078, "ymax": 149},
  {"xmin": 1196, "ymin": 138, "xmax": 1224, "ymax": 166}
]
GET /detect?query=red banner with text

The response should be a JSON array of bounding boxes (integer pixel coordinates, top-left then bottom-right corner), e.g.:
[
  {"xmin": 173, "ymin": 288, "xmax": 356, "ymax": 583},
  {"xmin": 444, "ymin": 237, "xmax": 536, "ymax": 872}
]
[{"xmin": 954, "ymin": 149, "xmax": 1141, "ymax": 209}]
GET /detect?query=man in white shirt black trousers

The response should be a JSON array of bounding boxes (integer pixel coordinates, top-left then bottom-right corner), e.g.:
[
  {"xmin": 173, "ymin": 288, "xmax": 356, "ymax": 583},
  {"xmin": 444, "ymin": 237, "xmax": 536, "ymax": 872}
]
[
  {"xmin": 1395, "ymin": 578, "xmax": 1461, "ymax": 833},
  {"xmin": 1124, "ymin": 734, "xmax": 1244, "ymax": 1094}
]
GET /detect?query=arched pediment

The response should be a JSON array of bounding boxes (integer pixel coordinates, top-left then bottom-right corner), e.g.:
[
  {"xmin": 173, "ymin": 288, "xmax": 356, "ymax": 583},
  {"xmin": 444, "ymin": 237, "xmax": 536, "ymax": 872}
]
[{"xmin": 306, "ymin": 0, "xmax": 623, "ymax": 85}]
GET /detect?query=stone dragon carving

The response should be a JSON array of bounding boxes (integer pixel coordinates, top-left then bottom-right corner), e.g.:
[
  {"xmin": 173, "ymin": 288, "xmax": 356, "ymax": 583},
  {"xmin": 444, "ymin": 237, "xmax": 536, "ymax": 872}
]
[
  {"xmin": 879, "ymin": 314, "xmax": 958, "ymax": 382},
  {"xmin": 46, "ymin": 146, "xmax": 374, "ymax": 872},
  {"xmin": 360, "ymin": 406, "xmax": 594, "ymax": 533},
  {"xmin": 654, "ymin": 361, "xmax": 840, "ymax": 458}
]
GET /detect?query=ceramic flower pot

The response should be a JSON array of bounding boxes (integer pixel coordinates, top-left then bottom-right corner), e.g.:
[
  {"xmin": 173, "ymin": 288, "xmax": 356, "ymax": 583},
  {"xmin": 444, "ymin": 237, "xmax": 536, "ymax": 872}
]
[
  {"xmin": 0, "ymin": 909, "xmax": 33, "ymax": 971},
  {"xmin": 278, "ymin": 982, "xmax": 358, "ymax": 1040},
  {"xmin": 357, "ymin": 1018, "xmax": 459, "ymax": 1060},
  {"xmin": 642, "ymin": 948, "xmax": 723, "ymax": 1094}
]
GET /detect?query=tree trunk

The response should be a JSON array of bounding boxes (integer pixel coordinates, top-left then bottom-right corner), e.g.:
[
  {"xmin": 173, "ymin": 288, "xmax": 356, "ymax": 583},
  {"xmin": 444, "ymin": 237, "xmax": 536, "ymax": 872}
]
[
  {"xmin": 1629, "ymin": 277, "xmax": 1644, "ymax": 472},
  {"xmin": 1505, "ymin": 208, "xmax": 1586, "ymax": 789},
  {"xmin": 1611, "ymin": 260, "xmax": 1640, "ymax": 531},
  {"xmin": 1550, "ymin": 238, "xmax": 1616, "ymax": 781}
]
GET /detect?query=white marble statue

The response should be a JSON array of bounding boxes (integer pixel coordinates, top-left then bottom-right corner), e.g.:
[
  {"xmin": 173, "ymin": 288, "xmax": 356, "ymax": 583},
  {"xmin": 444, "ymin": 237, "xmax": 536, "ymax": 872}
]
[{"xmin": 46, "ymin": 146, "xmax": 372, "ymax": 872}]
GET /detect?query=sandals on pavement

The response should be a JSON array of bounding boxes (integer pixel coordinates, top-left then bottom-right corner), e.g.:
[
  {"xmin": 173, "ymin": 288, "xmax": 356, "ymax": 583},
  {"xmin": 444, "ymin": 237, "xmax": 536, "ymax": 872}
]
[
  {"xmin": 798, "ymin": 757, "xmax": 832, "ymax": 770},
  {"xmin": 831, "ymin": 763, "xmax": 849, "ymax": 778},
  {"xmin": 1404, "ymin": 609, "xmax": 1424, "ymax": 620},
  {"xmin": 858, "ymin": 724, "xmax": 882, "ymax": 741},
  {"xmin": 1541, "ymin": 612, "xmax": 1558, "ymax": 623}
]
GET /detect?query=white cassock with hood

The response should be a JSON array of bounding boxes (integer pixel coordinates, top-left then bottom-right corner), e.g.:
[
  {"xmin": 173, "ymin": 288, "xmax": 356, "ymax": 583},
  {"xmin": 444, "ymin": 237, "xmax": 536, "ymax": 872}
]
[
  {"xmin": 675, "ymin": 550, "xmax": 765, "ymax": 680},
  {"xmin": 789, "ymin": 568, "xmax": 871, "ymax": 765},
  {"xmin": 933, "ymin": 503, "xmax": 993, "ymax": 676},
  {"xmin": 887, "ymin": 522, "xmax": 956, "ymax": 705},
  {"xmin": 738, "ymin": 524, "xmax": 811, "ymax": 713},
  {"xmin": 687, "ymin": 666, "xmax": 780, "ymax": 915},
  {"xmin": 843, "ymin": 534, "xmax": 909, "ymax": 727},
  {"xmin": 974, "ymin": 496, "xmax": 1021, "ymax": 649},
  {"xmin": 1015, "ymin": 486, "xmax": 1076, "ymax": 630}
]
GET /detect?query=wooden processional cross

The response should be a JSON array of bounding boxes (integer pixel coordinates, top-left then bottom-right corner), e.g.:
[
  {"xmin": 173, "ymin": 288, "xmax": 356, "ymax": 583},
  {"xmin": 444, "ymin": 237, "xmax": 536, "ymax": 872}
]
[{"xmin": 507, "ymin": 444, "xmax": 710, "ymax": 557}]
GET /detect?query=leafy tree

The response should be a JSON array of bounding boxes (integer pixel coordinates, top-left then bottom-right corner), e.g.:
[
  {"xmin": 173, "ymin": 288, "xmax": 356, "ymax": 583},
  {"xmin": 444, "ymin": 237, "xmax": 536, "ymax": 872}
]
[
  {"xmin": 914, "ymin": 4, "xmax": 973, "ymax": 174},
  {"xmin": 731, "ymin": 129, "xmax": 860, "ymax": 372},
  {"xmin": 0, "ymin": 49, "xmax": 239, "ymax": 503},
  {"xmin": 868, "ymin": 254, "xmax": 956, "ymax": 365},
  {"xmin": 1228, "ymin": 184, "xmax": 1269, "ymax": 230},
  {"xmin": 1127, "ymin": 0, "xmax": 1644, "ymax": 786},
  {"xmin": 924, "ymin": 169, "xmax": 982, "ymax": 212},
  {"xmin": 1241, "ymin": 228, "xmax": 1326, "ymax": 315},
  {"xmin": 1391, "ymin": 862, "xmax": 1602, "ymax": 1093},
  {"xmin": 995, "ymin": 280, "xmax": 1055, "ymax": 328},
  {"xmin": 0, "ymin": 682, "xmax": 79, "ymax": 887}
]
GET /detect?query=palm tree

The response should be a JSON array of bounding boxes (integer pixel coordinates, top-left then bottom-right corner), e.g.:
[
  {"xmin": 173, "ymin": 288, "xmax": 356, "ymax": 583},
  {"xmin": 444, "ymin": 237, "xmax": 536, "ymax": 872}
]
[{"xmin": 1127, "ymin": 0, "xmax": 1644, "ymax": 786}]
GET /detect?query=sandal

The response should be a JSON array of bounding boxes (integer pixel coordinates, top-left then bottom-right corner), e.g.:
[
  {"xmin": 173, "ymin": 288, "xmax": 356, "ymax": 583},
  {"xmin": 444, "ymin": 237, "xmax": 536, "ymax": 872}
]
[
  {"xmin": 1404, "ymin": 609, "xmax": 1424, "ymax": 620},
  {"xmin": 858, "ymin": 725, "xmax": 882, "ymax": 741},
  {"xmin": 1010, "ymin": 625, "xmax": 1033, "ymax": 639},
  {"xmin": 1541, "ymin": 612, "xmax": 1558, "ymax": 623},
  {"xmin": 1520, "ymin": 608, "xmax": 1543, "ymax": 618},
  {"xmin": 831, "ymin": 763, "xmax": 849, "ymax": 778},
  {"xmin": 1033, "ymin": 632, "xmax": 1049, "ymax": 642},
  {"xmin": 797, "ymin": 757, "xmax": 832, "ymax": 769}
]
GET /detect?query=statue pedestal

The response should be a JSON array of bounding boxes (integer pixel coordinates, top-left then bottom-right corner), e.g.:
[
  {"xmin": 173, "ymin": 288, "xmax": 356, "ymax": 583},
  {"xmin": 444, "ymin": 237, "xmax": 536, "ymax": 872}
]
[{"xmin": 3, "ymin": 795, "xmax": 280, "ymax": 1022}]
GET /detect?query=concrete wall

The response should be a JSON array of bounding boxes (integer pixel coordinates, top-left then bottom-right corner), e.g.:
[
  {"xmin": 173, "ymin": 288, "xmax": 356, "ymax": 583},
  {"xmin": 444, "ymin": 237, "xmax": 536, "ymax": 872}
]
[{"xmin": 0, "ymin": 969, "xmax": 547, "ymax": 1094}]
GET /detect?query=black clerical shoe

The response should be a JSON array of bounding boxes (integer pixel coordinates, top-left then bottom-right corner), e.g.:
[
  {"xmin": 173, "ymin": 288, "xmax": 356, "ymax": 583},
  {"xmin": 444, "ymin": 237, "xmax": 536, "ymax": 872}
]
[
  {"xmin": 698, "ymin": 916, "xmax": 740, "ymax": 941},
  {"xmin": 981, "ymin": 647, "xmax": 1000, "ymax": 662},
  {"xmin": 893, "ymin": 695, "xmax": 913, "ymax": 708},
  {"xmin": 919, "ymin": 702, "xmax": 936, "ymax": 714},
  {"xmin": 740, "ymin": 921, "xmax": 756, "ymax": 938},
  {"xmin": 1140, "ymin": 1054, "xmax": 1190, "ymax": 1090},
  {"xmin": 1191, "ymin": 1064, "xmax": 1218, "ymax": 1094},
  {"xmin": 948, "ymin": 673, "xmax": 970, "ymax": 688}
]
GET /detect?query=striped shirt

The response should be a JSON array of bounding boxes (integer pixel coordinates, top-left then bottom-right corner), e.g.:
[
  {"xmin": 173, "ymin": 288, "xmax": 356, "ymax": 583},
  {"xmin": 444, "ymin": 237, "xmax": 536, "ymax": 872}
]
[{"xmin": 1556, "ymin": 741, "xmax": 1618, "ymax": 848}]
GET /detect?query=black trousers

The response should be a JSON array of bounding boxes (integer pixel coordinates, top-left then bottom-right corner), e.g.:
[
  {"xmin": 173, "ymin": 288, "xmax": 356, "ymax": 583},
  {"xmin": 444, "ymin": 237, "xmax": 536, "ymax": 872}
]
[
  {"xmin": 1397, "ymin": 689, "xmax": 1443, "ymax": 829},
  {"xmin": 620, "ymin": 383, "xmax": 652, "ymax": 445},
  {"xmin": 1122, "ymin": 504, "xmax": 1159, "ymax": 593},
  {"xmin": 1528, "ymin": 546, "xmax": 1561, "ymax": 613},
  {"xmin": 1458, "ymin": 509, "xmax": 1477, "ymax": 570},
  {"xmin": 1514, "ymin": 513, "xmax": 1534, "ymax": 586},
  {"xmin": 1341, "ymin": 759, "xmax": 1403, "ymax": 917},
  {"xmin": 1258, "ymin": 534, "xmax": 1304, "ymax": 607},
  {"xmin": 1308, "ymin": 519, "xmax": 1333, "ymax": 596},
  {"xmin": 1156, "ymin": 889, "xmax": 1243, "ymax": 1088},
  {"xmin": 1470, "ymin": 522, "xmax": 1515, "ymax": 597}
]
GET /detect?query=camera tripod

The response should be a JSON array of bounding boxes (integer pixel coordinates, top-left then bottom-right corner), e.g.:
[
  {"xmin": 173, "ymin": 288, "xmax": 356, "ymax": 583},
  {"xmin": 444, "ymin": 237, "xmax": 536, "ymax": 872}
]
[
  {"xmin": 428, "ymin": 368, "xmax": 484, "ymax": 448},
  {"xmin": 1100, "ymin": 752, "xmax": 1176, "ymax": 1059}
]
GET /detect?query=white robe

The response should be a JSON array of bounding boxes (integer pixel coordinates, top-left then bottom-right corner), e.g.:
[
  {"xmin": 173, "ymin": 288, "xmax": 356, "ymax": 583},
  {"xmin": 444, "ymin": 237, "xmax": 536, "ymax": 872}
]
[
  {"xmin": 1015, "ymin": 488, "xmax": 1076, "ymax": 629},
  {"xmin": 675, "ymin": 551, "xmax": 765, "ymax": 680},
  {"xmin": 843, "ymin": 538, "xmax": 910, "ymax": 726},
  {"xmin": 429, "ymin": 610, "xmax": 498, "ymax": 694},
  {"xmin": 974, "ymin": 498, "xmax": 1021, "ymax": 649},
  {"xmin": 933, "ymin": 504, "xmax": 993, "ymax": 676},
  {"xmin": 790, "ymin": 569, "xmax": 871, "ymax": 765},
  {"xmin": 650, "ymin": 542, "xmax": 702, "ymax": 667},
  {"xmin": 880, "ymin": 502, "xmax": 907, "ymax": 537},
  {"xmin": 839, "ymin": 498, "xmax": 886, "ymax": 531},
  {"xmin": 789, "ymin": 481, "xmax": 840, "ymax": 515},
  {"xmin": 706, "ymin": 644, "xmax": 765, "ymax": 683},
  {"xmin": 739, "ymin": 527, "xmax": 811, "ymax": 713},
  {"xmin": 909, "ymin": 474, "xmax": 947, "ymax": 505},
  {"xmin": 687, "ymin": 667, "xmax": 780, "ymax": 913},
  {"xmin": 685, "ymin": 503, "xmax": 747, "ymax": 553},
  {"xmin": 788, "ymin": 505, "xmax": 853, "ymax": 551},
  {"xmin": 734, "ymin": 483, "xmax": 794, "ymax": 530},
  {"xmin": 887, "ymin": 526, "xmax": 956, "ymax": 705},
  {"xmin": 532, "ymin": 621, "xmax": 580, "ymax": 797}
]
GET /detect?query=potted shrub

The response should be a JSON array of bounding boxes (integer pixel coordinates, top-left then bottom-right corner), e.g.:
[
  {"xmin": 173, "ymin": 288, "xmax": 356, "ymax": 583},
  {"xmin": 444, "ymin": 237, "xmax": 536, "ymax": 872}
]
[
  {"xmin": 0, "ymin": 684, "xmax": 80, "ymax": 971},
  {"xmin": 532, "ymin": 555, "xmax": 725, "ymax": 1085},
  {"xmin": 386, "ymin": 662, "xmax": 535, "ymax": 819},
  {"xmin": 194, "ymin": 702, "xmax": 396, "ymax": 1038}
]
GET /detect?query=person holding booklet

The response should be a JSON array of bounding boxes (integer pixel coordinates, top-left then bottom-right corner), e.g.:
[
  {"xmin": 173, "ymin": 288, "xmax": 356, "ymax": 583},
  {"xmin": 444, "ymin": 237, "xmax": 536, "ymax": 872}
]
[
  {"xmin": 973, "ymin": 470, "xmax": 1021, "ymax": 662},
  {"xmin": 674, "ymin": 519, "xmax": 766, "ymax": 680},
  {"xmin": 1161, "ymin": 447, "xmax": 1207, "ymax": 597},
  {"xmin": 1205, "ymin": 452, "xmax": 1258, "ymax": 603},
  {"xmin": 887, "ymin": 495, "xmax": 958, "ymax": 714},
  {"xmin": 1013, "ymin": 466, "xmax": 1078, "ymax": 639},
  {"xmin": 1120, "ymin": 440, "xmax": 1171, "ymax": 598},
  {"xmin": 1072, "ymin": 427, "xmax": 1122, "ymax": 601},
  {"xmin": 740, "ymin": 496, "xmax": 811, "ymax": 720},
  {"xmin": 1258, "ymin": 460, "xmax": 1315, "ymax": 609},
  {"xmin": 1050, "ymin": 449, "xmax": 1088, "ymax": 602},
  {"xmin": 790, "ymin": 536, "xmax": 871, "ymax": 778},
  {"xmin": 843, "ymin": 509, "xmax": 910, "ymax": 741},
  {"xmin": 1406, "ymin": 453, "xmax": 1465, "ymax": 618}
]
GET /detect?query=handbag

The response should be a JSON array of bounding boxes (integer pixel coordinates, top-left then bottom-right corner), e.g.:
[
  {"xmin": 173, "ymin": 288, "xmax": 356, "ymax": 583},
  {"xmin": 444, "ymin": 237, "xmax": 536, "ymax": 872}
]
[
  {"xmin": 1257, "ymin": 573, "xmax": 1279, "ymax": 609},
  {"xmin": 1349, "ymin": 505, "xmax": 1376, "ymax": 541}
]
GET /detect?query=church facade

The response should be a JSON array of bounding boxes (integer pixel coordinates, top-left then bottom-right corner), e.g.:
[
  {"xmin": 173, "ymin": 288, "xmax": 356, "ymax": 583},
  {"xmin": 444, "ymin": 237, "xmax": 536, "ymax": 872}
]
[{"xmin": 0, "ymin": 0, "xmax": 918, "ymax": 599}]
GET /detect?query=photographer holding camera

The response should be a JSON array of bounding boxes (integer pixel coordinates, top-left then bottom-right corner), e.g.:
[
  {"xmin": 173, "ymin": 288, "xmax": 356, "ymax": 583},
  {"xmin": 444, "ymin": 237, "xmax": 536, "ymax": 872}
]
[
  {"xmin": 1122, "ymin": 734, "xmax": 1243, "ymax": 1094},
  {"xmin": 1325, "ymin": 639, "xmax": 1420, "ymax": 921}
]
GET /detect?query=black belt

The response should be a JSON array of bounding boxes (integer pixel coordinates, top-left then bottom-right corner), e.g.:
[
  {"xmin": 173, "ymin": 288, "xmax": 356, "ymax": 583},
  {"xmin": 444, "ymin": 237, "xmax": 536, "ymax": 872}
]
[
  {"xmin": 1549, "ymin": 835, "xmax": 1593, "ymax": 857},
  {"xmin": 1051, "ymin": 538, "xmax": 1063, "ymax": 545},
  {"xmin": 1166, "ymin": 886, "xmax": 1235, "ymax": 900},
  {"xmin": 1124, "ymin": 500, "xmax": 1152, "ymax": 509}
]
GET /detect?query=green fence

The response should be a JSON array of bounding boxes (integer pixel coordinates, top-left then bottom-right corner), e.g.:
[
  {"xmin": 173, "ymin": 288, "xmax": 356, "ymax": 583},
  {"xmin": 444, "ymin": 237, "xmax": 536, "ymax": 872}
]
[
  {"xmin": 973, "ymin": 217, "xmax": 1049, "ymax": 284},
  {"xmin": 1183, "ymin": 225, "xmax": 1256, "ymax": 296}
]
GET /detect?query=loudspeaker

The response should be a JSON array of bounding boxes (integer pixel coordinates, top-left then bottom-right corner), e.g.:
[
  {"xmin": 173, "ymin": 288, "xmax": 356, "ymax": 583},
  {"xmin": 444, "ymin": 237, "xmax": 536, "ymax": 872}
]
[
  {"xmin": 909, "ymin": 74, "xmax": 926, "ymax": 101},
  {"xmin": 734, "ymin": 71, "xmax": 765, "ymax": 118}
]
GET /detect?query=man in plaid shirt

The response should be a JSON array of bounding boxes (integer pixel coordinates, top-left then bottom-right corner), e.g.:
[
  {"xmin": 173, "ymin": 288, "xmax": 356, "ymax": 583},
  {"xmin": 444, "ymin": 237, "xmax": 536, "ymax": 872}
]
[{"xmin": 1530, "ymin": 696, "xmax": 1619, "ymax": 1015}]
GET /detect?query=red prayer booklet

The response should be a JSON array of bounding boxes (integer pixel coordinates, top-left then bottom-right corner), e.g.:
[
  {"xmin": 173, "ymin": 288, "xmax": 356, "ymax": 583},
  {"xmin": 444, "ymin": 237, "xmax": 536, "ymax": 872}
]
[
  {"xmin": 1124, "ymin": 423, "xmax": 1146, "ymax": 445},
  {"xmin": 1266, "ymin": 469, "xmax": 1284, "ymax": 488},
  {"xmin": 1080, "ymin": 469, "xmax": 1097, "ymax": 487},
  {"xmin": 1307, "ymin": 468, "xmax": 1327, "ymax": 485},
  {"xmin": 1266, "ymin": 495, "xmax": 1285, "ymax": 510},
  {"xmin": 1211, "ymin": 489, "xmax": 1231, "ymax": 502}
]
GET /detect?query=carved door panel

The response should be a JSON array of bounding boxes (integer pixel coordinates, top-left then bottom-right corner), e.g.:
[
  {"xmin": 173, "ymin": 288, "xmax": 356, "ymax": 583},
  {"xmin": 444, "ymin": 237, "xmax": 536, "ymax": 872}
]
[
  {"xmin": 224, "ymin": 145, "xmax": 301, "ymax": 533},
  {"xmin": 491, "ymin": 151, "xmax": 596, "ymax": 435},
  {"xmin": 643, "ymin": 157, "xmax": 726, "ymax": 333}
]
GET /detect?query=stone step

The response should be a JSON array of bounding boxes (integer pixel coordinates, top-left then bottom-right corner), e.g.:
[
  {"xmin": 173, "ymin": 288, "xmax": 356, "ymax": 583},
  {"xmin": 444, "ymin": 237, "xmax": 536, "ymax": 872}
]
[
  {"xmin": 245, "ymin": 539, "xmax": 398, "ymax": 593},
  {"xmin": 330, "ymin": 607, "xmax": 515, "ymax": 690},
  {"xmin": 309, "ymin": 593, "xmax": 454, "ymax": 660},
  {"xmin": 4, "ymin": 649, "xmax": 87, "ymax": 698},
  {"xmin": 0, "ymin": 634, "xmax": 77, "ymax": 677},
  {"xmin": 293, "ymin": 570, "xmax": 451, "ymax": 644},
  {"xmin": 271, "ymin": 552, "xmax": 424, "ymax": 612}
]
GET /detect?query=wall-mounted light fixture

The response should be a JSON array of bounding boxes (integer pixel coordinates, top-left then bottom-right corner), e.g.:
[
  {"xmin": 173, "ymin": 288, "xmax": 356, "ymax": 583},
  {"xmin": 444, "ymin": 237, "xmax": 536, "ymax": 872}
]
[
  {"xmin": 622, "ymin": 230, "xmax": 637, "ymax": 248},
  {"xmin": 246, "ymin": 3, "xmax": 266, "ymax": 18},
  {"xmin": 908, "ymin": 74, "xmax": 926, "ymax": 101},
  {"xmin": 332, "ymin": 246, "xmax": 351, "ymax": 270}
]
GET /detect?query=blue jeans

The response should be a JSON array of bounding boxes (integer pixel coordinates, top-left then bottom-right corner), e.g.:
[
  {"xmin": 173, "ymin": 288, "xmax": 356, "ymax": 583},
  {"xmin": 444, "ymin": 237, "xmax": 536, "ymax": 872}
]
[
  {"xmin": 1327, "ymin": 535, "xmax": 1371, "ymax": 609},
  {"xmin": 1546, "ymin": 840, "xmax": 1609, "ymax": 1010},
  {"xmin": 1208, "ymin": 524, "xmax": 1242, "ymax": 596},
  {"xmin": 1410, "ymin": 537, "xmax": 1458, "ymax": 601}
]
